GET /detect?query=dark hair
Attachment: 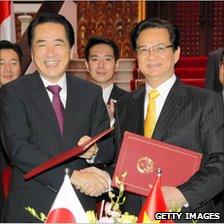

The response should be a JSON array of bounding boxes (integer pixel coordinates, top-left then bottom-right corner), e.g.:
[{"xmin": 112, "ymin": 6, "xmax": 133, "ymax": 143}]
[
  {"xmin": 131, "ymin": 17, "xmax": 180, "ymax": 51},
  {"xmin": 85, "ymin": 37, "xmax": 119, "ymax": 62},
  {"xmin": 0, "ymin": 40, "xmax": 23, "ymax": 64},
  {"xmin": 28, "ymin": 12, "xmax": 74, "ymax": 48}
]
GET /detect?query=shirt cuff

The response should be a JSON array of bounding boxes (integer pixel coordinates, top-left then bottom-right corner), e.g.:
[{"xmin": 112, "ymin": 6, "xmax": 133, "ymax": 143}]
[
  {"xmin": 86, "ymin": 155, "xmax": 96, "ymax": 164},
  {"xmin": 110, "ymin": 117, "xmax": 115, "ymax": 127}
]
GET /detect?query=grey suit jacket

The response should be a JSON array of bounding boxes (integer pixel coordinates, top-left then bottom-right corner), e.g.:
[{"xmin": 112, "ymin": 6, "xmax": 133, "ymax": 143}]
[
  {"xmin": 205, "ymin": 47, "xmax": 224, "ymax": 92},
  {"xmin": 115, "ymin": 79, "xmax": 224, "ymax": 222},
  {"xmin": 0, "ymin": 72, "xmax": 114, "ymax": 222}
]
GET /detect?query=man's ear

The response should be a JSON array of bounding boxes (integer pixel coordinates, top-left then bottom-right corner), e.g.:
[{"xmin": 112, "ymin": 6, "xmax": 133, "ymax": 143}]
[
  {"xmin": 85, "ymin": 60, "xmax": 89, "ymax": 72},
  {"xmin": 115, "ymin": 60, "xmax": 119, "ymax": 71},
  {"xmin": 174, "ymin": 47, "xmax": 181, "ymax": 64},
  {"xmin": 69, "ymin": 46, "xmax": 75, "ymax": 60},
  {"xmin": 31, "ymin": 49, "xmax": 34, "ymax": 61}
]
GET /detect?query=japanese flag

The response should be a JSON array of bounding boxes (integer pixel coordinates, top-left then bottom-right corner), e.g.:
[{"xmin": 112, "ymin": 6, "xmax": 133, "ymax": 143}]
[
  {"xmin": 0, "ymin": 0, "xmax": 16, "ymax": 42},
  {"xmin": 46, "ymin": 173, "xmax": 89, "ymax": 223}
]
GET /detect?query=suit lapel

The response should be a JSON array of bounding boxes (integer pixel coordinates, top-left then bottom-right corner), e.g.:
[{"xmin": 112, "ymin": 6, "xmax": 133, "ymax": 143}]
[
  {"xmin": 109, "ymin": 84, "xmax": 119, "ymax": 101},
  {"xmin": 30, "ymin": 71, "xmax": 61, "ymax": 136},
  {"xmin": 153, "ymin": 79, "xmax": 188, "ymax": 140},
  {"xmin": 109, "ymin": 85, "xmax": 116, "ymax": 101},
  {"xmin": 130, "ymin": 86, "xmax": 145, "ymax": 135},
  {"xmin": 62, "ymin": 75, "xmax": 82, "ymax": 144}
]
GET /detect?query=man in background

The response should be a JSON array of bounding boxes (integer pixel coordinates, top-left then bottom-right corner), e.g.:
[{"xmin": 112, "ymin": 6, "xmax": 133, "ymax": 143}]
[
  {"xmin": 0, "ymin": 40, "xmax": 23, "ymax": 220},
  {"xmin": 115, "ymin": 18, "xmax": 224, "ymax": 222},
  {"xmin": 0, "ymin": 13, "xmax": 113, "ymax": 222},
  {"xmin": 0, "ymin": 40, "xmax": 22, "ymax": 86},
  {"xmin": 85, "ymin": 37, "xmax": 127, "ymax": 123},
  {"xmin": 205, "ymin": 47, "xmax": 224, "ymax": 96}
]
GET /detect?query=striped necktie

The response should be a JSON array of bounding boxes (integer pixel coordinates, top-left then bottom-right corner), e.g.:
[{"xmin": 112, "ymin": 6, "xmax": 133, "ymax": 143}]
[{"xmin": 47, "ymin": 85, "xmax": 64, "ymax": 135}]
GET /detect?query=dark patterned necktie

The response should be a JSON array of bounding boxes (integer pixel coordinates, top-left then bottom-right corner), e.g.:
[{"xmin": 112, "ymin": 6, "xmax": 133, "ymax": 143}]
[{"xmin": 47, "ymin": 85, "xmax": 64, "ymax": 135}]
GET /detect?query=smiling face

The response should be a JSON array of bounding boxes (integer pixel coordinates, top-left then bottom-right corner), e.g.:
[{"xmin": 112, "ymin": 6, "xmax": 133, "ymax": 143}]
[
  {"xmin": 136, "ymin": 28, "xmax": 180, "ymax": 88},
  {"xmin": 31, "ymin": 22, "xmax": 71, "ymax": 83},
  {"xmin": 0, "ymin": 49, "xmax": 21, "ymax": 85},
  {"xmin": 86, "ymin": 44, "xmax": 117, "ymax": 89}
]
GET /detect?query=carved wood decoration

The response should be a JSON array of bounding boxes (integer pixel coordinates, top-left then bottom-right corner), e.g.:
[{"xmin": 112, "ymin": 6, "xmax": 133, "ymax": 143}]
[
  {"xmin": 77, "ymin": 1, "xmax": 138, "ymax": 58},
  {"xmin": 175, "ymin": 2, "xmax": 200, "ymax": 55},
  {"xmin": 213, "ymin": 1, "xmax": 224, "ymax": 50},
  {"xmin": 146, "ymin": 1, "xmax": 224, "ymax": 55},
  {"xmin": 15, "ymin": 13, "xmax": 35, "ymax": 41}
]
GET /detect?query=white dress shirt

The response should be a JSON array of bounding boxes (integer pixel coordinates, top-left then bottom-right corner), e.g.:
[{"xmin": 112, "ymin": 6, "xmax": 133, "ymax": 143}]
[
  {"xmin": 144, "ymin": 75, "xmax": 176, "ymax": 121},
  {"xmin": 103, "ymin": 83, "xmax": 114, "ymax": 104}
]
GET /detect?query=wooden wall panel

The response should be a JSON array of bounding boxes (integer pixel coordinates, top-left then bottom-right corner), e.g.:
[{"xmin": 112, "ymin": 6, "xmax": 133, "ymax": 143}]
[
  {"xmin": 77, "ymin": 1, "xmax": 138, "ymax": 58},
  {"xmin": 175, "ymin": 2, "xmax": 200, "ymax": 55},
  {"xmin": 146, "ymin": 1, "xmax": 224, "ymax": 55},
  {"xmin": 213, "ymin": 1, "xmax": 224, "ymax": 50}
]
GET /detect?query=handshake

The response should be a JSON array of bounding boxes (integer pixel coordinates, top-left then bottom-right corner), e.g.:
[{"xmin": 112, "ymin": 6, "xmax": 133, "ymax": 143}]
[
  {"xmin": 69, "ymin": 135, "xmax": 111, "ymax": 197},
  {"xmin": 70, "ymin": 166, "xmax": 111, "ymax": 197}
]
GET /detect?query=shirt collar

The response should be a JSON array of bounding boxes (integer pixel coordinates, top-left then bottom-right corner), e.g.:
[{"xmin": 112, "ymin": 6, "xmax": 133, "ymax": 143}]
[
  {"xmin": 40, "ymin": 73, "xmax": 67, "ymax": 90},
  {"xmin": 145, "ymin": 74, "xmax": 176, "ymax": 97}
]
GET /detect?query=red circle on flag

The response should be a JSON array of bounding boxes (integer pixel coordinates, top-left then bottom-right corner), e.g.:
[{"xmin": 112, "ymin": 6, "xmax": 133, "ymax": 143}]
[{"xmin": 46, "ymin": 208, "xmax": 76, "ymax": 223}]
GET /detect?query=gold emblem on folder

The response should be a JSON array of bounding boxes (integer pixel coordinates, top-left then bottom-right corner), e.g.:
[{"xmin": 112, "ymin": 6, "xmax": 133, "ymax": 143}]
[{"xmin": 137, "ymin": 156, "xmax": 154, "ymax": 174}]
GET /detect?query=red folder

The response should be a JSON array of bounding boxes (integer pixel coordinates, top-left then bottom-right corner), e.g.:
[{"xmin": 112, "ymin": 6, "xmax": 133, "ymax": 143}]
[
  {"xmin": 24, "ymin": 127, "xmax": 113, "ymax": 180},
  {"xmin": 112, "ymin": 131, "xmax": 202, "ymax": 196}
]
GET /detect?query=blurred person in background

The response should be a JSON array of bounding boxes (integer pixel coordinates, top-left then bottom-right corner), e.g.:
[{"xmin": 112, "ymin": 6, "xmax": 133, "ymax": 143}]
[
  {"xmin": 0, "ymin": 40, "xmax": 23, "ymax": 220},
  {"xmin": 85, "ymin": 37, "xmax": 127, "ymax": 124},
  {"xmin": 205, "ymin": 47, "xmax": 224, "ymax": 96}
]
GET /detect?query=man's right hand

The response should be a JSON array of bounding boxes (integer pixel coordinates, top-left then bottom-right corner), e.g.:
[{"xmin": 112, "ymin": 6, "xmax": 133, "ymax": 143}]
[{"xmin": 70, "ymin": 167, "xmax": 110, "ymax": 197}]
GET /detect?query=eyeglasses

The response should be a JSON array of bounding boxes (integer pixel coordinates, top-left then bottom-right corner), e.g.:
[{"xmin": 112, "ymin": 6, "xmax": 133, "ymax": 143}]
[{"xmin": 136, "ymin": 43, "xmax": 173, "ymax": 56}]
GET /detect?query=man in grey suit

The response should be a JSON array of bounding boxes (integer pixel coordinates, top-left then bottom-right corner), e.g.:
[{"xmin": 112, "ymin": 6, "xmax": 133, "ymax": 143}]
[
  {"xmin": 0, "ymin": 13, "xmax": 113, "ymax": 222},
  {"xmin": 205, "ymin": 47, "xmax": 224, "ymax": 95},
  {"xmin": 115, "ymin": 18, "xmax": 224, "ymax": 223}
]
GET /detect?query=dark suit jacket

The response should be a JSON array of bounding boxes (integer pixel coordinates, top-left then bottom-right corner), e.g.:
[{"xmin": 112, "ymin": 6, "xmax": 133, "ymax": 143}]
[
  {"xmin": 0, "ymin": 142, "xmax": 6, "ymax": 220},
  {"xmin": 115, "ymin": 79, "xmax": 224, "ymax": 222},
  {"xmin": 0, "ymin": 140, "xmax": 10, "ymax": 220},
  {"xmin": 108, "ymin": 84, "xmax": 127, "ymax": 103},
  {"xmin": 96, "ymin": 84, "xmax": 127, "ymax": 203},
  {"xmin": 0, "ymin": 72, "xmax": 114, "ymax": 222},
  {"xmin": 205, "ymin": 47, "xmax": 224, "ymax": 92}
]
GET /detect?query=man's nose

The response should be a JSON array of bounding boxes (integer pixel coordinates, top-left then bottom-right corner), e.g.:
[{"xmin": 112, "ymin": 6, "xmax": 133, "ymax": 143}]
[
  {"xmin": 98, "ymin": 59, "xmax": 105, "ymax": 68},
  {"xmin": 46, "ymin": 45, "xmax": 56, "ymax": 56},
  {"xmin": 4, "ymin": 63, "xmax": 12, "ymax": 72},
  {"xmin": 146, "ymin": 47, "xmax": 158, "ymax": 58}
]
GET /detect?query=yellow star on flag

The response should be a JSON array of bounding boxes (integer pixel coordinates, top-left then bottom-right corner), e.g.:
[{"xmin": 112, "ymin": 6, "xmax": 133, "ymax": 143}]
[{"xmin": 143, "ymin": 212, "xmax": 161, "ymax": 223}]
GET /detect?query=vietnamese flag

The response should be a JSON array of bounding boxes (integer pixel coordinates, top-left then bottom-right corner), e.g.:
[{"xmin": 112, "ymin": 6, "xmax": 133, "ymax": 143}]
[
  {"xmin": 138, "ymin": 172, "xmax": 173, "ymax": 223},
  {"xmin": 0, "ymin": 0, "xmax": 16, "ymax": 42},
  {"xmin": 46, "ymin": 172, "xmax": 89, "ymax": 223}
]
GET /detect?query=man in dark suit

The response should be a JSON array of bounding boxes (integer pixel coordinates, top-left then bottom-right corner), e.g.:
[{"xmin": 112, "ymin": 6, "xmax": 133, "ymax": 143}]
[
  {"xmin": 0, "ymin": 40, "xmax": 23, "ymax": 220},
  {"xmin": 115, "ymin": 18, "xmax": 224, "ymax": 223},
  {"xmin": 205, "ymin": 47, "xmax": 224, "ymax": 94},
  {"xmin": 0, "ymin": 13, "xmax": 114, "ymax": 222},
  {"xmin": 85, "ymin": 37, "xmax": 127, "ymax": 123}
]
